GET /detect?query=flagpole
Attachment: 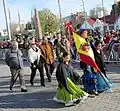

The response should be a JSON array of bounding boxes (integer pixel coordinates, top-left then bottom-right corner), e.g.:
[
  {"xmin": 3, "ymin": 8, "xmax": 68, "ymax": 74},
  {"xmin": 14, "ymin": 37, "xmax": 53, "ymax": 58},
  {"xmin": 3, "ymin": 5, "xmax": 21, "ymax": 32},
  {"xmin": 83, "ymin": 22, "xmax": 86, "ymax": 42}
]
[{"xmin": 2, "ymin": 0, "xmax": 11, "ymax": 40}]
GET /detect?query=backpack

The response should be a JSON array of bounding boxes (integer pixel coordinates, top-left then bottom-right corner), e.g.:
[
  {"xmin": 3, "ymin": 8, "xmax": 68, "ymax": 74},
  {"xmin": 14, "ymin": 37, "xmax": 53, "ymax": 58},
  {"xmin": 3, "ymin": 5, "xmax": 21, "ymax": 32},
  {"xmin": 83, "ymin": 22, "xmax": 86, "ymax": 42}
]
[{"xmin": 8, "ymin": 50, "xmax": 21, "ymax": 69}]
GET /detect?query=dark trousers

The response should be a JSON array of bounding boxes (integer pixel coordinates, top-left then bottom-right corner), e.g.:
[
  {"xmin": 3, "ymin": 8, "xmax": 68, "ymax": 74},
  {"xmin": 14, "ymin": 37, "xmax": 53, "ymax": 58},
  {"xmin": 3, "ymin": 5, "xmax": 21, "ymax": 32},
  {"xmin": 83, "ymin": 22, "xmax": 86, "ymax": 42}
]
[
  {"xmin": 45, "ymin": 63, "xmax": 54, "ymax": 81},
  {"xmin": 30, "ymin": 64, "xmax": 44, "ymax": 85}
]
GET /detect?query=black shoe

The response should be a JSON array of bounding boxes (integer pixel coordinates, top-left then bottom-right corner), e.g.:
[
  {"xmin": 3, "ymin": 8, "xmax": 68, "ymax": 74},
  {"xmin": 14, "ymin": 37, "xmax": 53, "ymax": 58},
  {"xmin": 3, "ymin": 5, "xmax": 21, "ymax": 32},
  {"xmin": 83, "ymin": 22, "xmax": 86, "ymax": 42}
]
[
  {"xmin": 88, "ymin": 91, "xmax": 99, "ymax": 96},
  {"xmin": 21, "ymin": 88, "xmax": 27, "ymax": 92},
  {"xmin": 88, "ymin": 95, "xmax": 95, "ymax": 98},
  {"xmin": 30, "ymin": 81, "xmax": 34, "ymax": 86},
  {"xmin": 41, "ymin": 84, "xmax": 45, "ymax": 87},
  {"xmin": 48, "ymin": 79, "xmax": 51, "ymax": 82},
  {"xmin": 98, "ymin": 91, "xmax": 104, "ymax": 94},
  {"xmin": 74, "ymin": 99, "xmax": 80, "ymax": 104},
  {"xmin": 9, "ymin": 86, "xmax": 12, "ymax": 91}
]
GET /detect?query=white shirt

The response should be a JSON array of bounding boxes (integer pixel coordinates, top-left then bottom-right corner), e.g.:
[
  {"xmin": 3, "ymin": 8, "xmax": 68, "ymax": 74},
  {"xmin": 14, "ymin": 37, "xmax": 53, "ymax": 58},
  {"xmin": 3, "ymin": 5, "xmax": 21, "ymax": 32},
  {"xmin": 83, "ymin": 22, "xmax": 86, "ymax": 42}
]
[{"xmin": 28, "ymin": 47, "xmax": 41, "ymax": 63}]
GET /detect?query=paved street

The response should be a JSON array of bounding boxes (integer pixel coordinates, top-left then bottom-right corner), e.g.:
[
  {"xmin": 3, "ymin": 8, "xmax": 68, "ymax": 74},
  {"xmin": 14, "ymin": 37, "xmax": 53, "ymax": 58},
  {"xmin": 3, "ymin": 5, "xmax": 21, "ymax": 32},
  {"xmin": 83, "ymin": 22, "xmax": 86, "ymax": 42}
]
[{"xmin": 0, "ymin": 60, "xmax": 120, "ymax": 111}]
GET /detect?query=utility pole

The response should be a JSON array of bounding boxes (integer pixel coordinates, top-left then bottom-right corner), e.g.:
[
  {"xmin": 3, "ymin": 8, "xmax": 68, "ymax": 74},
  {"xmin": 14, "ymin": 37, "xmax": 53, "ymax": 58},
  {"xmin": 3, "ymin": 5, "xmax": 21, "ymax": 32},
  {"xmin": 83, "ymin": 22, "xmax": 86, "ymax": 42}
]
[
  {"xmin": 31, "ymin": 10, "xmax": 34, "ymax": 36},
  {"xmin": 8, "ymin": 8, "xmax": 12, "ymax": 36},
  {"xmin": 114, "ymin": 0, "xmax": 118, "ymax": 31},
  {"xmin": 82, "ymin": 0, "xmax": 87, "ymax": 29},
  {"xmin": 101, "ymin": 0, "xmax": 105, "ymax": 22},
  {"xmin": 101, "ymin": 0, "xmax": 106, "ymax": 33},
  {"xmin": 2, "ymin": 0, "xmax": 11, "ymax": 40},
  {"xmin": 58, "ymin": 0, "xmax": 63, "ymax": 35},
  {"xmin": 34, "ymin": 9, "xmax": 42, "ymax": 39},
  {"xmin": 17, "ymin": 10, "xmax": 21, "ymax": 34}
]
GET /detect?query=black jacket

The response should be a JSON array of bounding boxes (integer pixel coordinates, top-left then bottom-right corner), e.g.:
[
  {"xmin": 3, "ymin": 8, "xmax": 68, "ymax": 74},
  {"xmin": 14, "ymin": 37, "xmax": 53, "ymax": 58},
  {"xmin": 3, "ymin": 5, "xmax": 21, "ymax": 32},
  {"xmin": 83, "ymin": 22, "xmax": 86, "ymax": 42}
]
[
  {"xmin": 56, "ymin": 62, "xmax": 81, "ymax": 93},
  {"xmin": 91, "ymin": 42, "xmax": 107, "ymax": 75}
]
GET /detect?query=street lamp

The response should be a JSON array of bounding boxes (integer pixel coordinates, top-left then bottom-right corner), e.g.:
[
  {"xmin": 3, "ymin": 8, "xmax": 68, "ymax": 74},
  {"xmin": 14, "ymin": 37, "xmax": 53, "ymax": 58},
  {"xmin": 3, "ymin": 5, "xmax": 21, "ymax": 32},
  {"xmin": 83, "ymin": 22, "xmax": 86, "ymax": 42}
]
[{"xmin": 2, "ymin": 0, "xmax": 11, "ymax": 40}]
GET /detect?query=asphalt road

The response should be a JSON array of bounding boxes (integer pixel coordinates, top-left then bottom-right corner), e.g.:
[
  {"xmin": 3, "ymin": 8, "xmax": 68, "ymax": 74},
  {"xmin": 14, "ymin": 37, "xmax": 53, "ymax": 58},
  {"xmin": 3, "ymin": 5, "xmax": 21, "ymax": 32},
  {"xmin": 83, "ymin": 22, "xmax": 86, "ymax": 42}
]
[{"xmin": 0, "ymin": 60, "xmax": 120, "ymax": 111}]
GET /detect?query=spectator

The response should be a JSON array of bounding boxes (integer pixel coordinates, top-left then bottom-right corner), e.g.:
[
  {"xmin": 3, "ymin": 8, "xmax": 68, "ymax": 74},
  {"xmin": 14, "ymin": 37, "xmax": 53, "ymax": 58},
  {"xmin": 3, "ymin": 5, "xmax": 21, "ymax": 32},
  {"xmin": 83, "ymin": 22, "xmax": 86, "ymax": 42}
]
[
  {"xmin": 5, "ymin": 41, "xmax": 27, "ymax": 92},
  {"xmin": 28, "ymin": 38, "xmax": 45, "ymax": 86},
  {"xmin": 40, "ymin": 37, "xmax": 54, "ymax": 82}
]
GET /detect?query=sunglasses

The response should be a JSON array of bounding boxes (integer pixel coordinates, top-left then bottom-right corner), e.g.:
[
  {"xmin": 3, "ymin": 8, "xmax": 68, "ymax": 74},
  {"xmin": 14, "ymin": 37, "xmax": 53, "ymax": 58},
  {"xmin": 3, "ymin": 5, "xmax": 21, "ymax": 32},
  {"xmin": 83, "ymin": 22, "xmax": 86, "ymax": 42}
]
[{"xmin": 31, "ymin": 43, "xmax": 36, "ymax": 45}]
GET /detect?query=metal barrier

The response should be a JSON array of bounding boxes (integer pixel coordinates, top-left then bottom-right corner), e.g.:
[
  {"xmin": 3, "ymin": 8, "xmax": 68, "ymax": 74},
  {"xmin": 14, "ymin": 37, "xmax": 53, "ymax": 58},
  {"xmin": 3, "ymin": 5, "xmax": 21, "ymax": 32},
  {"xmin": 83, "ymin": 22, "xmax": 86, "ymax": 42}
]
[
  {"xmin": 0, "ymin": 43, "xmax": 120, "ymax": 63},
  {"xmin": 102, "ymin": 43, "xmax": 120, "ymax": 63},
  {"xmin": 0, "ymin": 48, "xmax": 28, "ymax": 61},
  {"xmin": 102, "ymin": 44, "xmax": 109, "ymax": 62},
  {"xmin": 0, "ymin": 48, "xmax": 7, "ymax": 59}
]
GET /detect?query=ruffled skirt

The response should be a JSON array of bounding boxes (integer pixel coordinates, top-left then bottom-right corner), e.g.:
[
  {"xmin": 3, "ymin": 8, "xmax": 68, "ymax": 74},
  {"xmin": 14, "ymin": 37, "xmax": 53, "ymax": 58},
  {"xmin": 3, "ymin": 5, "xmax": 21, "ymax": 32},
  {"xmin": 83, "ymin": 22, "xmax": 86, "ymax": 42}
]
[
  {"xmin": 82, "ymin": 72, "xmax": 112, "ymax": 92},
  {"xmin": 53, "ymin": 77, "xmax": 89, "ymax": 106}
]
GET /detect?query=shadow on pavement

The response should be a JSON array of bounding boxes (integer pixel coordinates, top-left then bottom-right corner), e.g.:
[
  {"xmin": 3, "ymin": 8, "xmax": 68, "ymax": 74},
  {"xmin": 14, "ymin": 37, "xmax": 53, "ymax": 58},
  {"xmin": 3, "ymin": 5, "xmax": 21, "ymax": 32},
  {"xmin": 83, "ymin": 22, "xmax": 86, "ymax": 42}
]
[
  {"xmin": 0, "ymin": 90, "xmax": 64, "ymax": 109},
  {"xmin": 0, "ymin": 59, "xmax": 6, "ymax": 65},
  {"xmin": 0, "ymin": 73, "xmax": 63, "ymax": 109},
  {"xmin": 0, "ymin": 59, "xmax": 30, "ymax": 67},
  {"xmin": 0, "ymin": 75, "xmax": 57, "ymax": 87},
  {"xmin": 111, "ymin": 78, "xmax": 120, "ymax": 83}
]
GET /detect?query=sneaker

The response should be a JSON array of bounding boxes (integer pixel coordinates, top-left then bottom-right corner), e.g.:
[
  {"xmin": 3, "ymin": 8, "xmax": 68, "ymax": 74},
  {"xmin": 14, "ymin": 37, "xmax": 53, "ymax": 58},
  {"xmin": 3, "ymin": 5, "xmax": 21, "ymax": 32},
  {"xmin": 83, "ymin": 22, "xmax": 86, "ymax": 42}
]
[
  {"xmin": 93, "ymin": 91, "xmax": 99, "ymax": 96},
  {"xmin": 21, "ymin": 88, "xmax": 27, "ymax": 92}
]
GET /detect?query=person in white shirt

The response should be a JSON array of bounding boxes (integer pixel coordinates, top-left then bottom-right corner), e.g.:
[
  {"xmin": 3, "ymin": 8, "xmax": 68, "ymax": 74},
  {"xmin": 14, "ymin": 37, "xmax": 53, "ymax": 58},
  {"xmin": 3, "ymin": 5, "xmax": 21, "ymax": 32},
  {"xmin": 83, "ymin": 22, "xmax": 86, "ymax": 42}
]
[{"xmin": 28, "ymin": 39, "xmax": 45, "ymax": 86}]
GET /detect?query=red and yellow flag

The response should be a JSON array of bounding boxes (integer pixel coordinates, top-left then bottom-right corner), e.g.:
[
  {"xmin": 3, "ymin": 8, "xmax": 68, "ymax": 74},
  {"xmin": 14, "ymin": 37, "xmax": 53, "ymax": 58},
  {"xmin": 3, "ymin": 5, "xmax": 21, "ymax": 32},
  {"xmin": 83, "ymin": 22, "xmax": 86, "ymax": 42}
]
[{"xmin": 73, "ymin": 32, "xmax": 101, "ymax": 72}]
